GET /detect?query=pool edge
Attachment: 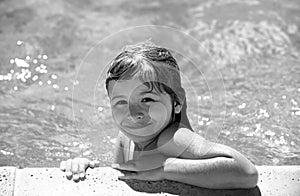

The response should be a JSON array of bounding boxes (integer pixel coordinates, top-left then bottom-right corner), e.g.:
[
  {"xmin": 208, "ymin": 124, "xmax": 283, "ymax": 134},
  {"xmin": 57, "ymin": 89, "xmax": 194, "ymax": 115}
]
[{"xmin": 0, "ymin": 165, "xmax": 299, "ymax": 196}]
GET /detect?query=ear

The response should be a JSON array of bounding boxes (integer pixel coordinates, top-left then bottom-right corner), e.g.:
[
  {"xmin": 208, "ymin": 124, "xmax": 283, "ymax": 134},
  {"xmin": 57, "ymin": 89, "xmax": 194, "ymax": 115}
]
[{"xmin": 174, "ymin": 102, "xmax": 182, "ymax": 114}]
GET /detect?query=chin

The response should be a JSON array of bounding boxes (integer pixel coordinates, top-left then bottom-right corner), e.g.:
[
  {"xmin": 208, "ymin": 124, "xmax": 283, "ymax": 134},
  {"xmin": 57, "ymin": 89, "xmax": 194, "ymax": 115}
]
[{"xmin": 121, "ymin": 126, "xmax": 163, "ymax": 142}]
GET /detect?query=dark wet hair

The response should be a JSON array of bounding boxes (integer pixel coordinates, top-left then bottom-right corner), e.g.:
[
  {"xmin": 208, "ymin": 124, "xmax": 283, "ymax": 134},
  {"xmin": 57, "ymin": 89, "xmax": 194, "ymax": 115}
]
[{"xmin": 105, "ymin": 41, "xmax": 192, "ymax": 129}]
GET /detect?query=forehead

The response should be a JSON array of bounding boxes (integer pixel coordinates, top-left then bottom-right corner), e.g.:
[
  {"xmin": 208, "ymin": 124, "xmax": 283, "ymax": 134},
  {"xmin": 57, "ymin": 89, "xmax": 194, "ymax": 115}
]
[{"xmin": 107, "ymin": 79, "xmax": 150, "ymax": 96}]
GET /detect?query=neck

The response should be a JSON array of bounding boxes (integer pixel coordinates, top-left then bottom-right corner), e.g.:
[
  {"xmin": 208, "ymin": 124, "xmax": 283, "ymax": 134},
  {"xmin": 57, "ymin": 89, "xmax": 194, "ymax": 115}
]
[{"xmin": 134, "ymin": 136, "xmax": 157, "ymax": 151}]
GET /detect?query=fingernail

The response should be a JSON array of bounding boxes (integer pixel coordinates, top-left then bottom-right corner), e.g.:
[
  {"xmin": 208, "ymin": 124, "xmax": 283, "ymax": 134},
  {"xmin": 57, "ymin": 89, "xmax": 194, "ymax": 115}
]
[
  {"xmin": 73, "ymin": 174, "xmax": 79, "ymax": 180},
  {"xmin": 79, "ymin": 173, "xmax": 85, "ymax": 178},
  {"xmin": 66, "ymin": 171, "xmax": 72, "ymax": 177}
]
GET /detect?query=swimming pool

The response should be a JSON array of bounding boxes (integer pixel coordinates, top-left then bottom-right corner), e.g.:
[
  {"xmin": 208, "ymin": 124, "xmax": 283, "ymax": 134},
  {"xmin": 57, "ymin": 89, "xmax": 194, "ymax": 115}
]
[{"xmin": 0, "ymin": 0, "xmax": 299, "ymax": 168}]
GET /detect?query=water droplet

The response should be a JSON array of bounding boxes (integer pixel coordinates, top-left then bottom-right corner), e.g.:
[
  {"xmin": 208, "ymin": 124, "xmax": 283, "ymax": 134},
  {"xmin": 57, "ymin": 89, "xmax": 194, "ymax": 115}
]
[
  {"xmin": 0, "ymin": 150, "xmax": 14, "ymax": 156},
  {"xmin": 257, "ymin": 108, "xmax": 270, "ymax": 119},
  {"xmin": 282, "ymin": 95, "xmax": 286, "ymax": 99},
  {"xmin": 47, "ymin": 80, "xmax": 52, "ymax": 85},
  {"xmin": 98, "ymin": 107, "xmax": 104, "ymax": 112},
  {"xmin": 51, "ymin": 74, "xmax": 58, "ymax": 79},
  {"xmin": 33, "ymin": 59, "xmax": 38, "ymax": 64},
  {"xmin": 53, "ymin": 84, "xmax": 59, "ymax": 89},
  {"xmin": 64, "ymin": 87, "xmax": 69, "ymax": 91},
  {"xmin": 202, "ymin": 117, "xmax": 209, "ymax": 121},
  {"xmin": 38, "ymin": 81, "xmax": 43, "ymax": 85},
  {"xmin": 73, "ymin": 80, "xmax": 79, "ymax": 85},
  {"xmin": 38, "ymin": 54, "xmax": 42, "ymax": 59},
  {"xmin": 9, "ymin": 59, "xmax": 15, "ymax": 64},
  {"xmin": 110, "ymin": 138, "xmax": 117, "ymax": 144},
  {"xmin": 20, "ymin": 77, "xmax": 26, "ymax": 82},
  {"xmin": 32, "ymin": 75, "xmax": 38, "ymax": 81},
  {"xmin": 4, "ymin": 74, "xmax": 12, "ymax": 81},
  {"xmin": 13, "ymin": 86, "xmax": 18, "ymax": 91},
  {"xmin": 26, "ymin": 56, "xmax": 30, "ymax": 60},
  {"xmin": 40, "ymin": 69, "xmax": 47, "ymax": 74},
  {"xmin": 242, "ymin": 127, "xmax": 250, "ymax": 132},
  {"xmin": 50, "ymin": 105, "xmax": 55, "ymax": 111},
  {"xmin": 42, "ymin": 55, "xmax": 48, "ymax": 60},
  {"xmin": 40, "ymin": 64, "xmax": 47, "ymax": 69},
  {"xmin": 238, "ymin": 103, "xmax": 246, "ymax": 109},
  {"xmin": 35, "ymin": 67, "xmax": 41, "ymax": 72},
  {"xmin": 291, "ymin": 99, "xmax": 297, "ymax": 105},
  {"xmin": 265, "ymin": 130, "xmax": 275, "ymax": 137},
  {"xmin": 10, "ymin": 69, "xmax": 14, "ymax": 74},
  {"xmin": 15, "ymin": 58, "xmax": 29, "ymax": 68},
  {"xmin": 198, "ymin": 121, "xmax": 204, "ymax": 126},
  {"xmin": 203, "ymin": 96, "xmax": 210, "ymax": 100},
  {"xmin": 17, "ymin": 40, "xmax": 23, "ymax": 45}
]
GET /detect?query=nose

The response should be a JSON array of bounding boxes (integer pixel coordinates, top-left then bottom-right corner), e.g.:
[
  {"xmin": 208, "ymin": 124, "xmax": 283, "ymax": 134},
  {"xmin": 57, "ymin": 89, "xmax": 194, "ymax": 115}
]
[{"xmin": 128, "ymin": 103, "xmax": 148, "ymax": 121}]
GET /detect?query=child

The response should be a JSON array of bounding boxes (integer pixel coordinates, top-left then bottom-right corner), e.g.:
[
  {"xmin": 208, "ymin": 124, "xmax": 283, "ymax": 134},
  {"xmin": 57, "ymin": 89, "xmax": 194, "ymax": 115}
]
[{"xmin": 60, "ymin": 41, "xmax": 258, "ymax": 189}]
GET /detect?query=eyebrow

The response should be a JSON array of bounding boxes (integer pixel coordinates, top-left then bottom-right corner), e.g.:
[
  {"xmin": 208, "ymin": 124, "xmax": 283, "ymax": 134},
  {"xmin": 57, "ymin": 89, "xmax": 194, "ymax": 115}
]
[
  {"xmin": 140, "ymin": 90, "xmax": 159, "ymax": 96},
  {"xmin": 111, "ymin": 90, "xmax": 159, "ymax": 101},
  {"xmin": 111, "ymin": 95, "xmax": 126, "ymax": 101}
]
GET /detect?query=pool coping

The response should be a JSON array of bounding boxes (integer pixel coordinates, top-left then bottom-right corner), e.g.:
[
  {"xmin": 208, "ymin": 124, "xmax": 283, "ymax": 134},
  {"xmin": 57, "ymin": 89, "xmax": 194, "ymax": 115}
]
[{"xmin": 0, "ymin": 166, "xmax": 299, "ymax": 196}]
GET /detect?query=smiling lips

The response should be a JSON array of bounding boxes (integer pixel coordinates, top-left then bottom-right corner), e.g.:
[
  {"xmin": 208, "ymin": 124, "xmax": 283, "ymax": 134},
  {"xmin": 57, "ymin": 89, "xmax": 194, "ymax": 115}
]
[{"xmin": 121, "ymin": 120, "xmax": 152, "ymax": 129}]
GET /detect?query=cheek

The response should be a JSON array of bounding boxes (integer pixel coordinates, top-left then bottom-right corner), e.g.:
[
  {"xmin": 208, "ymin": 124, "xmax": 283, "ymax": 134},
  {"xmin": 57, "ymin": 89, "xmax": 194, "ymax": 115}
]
[
  {"xmin": 148, "ymin": 102, "xmax": 168, "ymax": 122},
  {"xmin": 112, "ymin": 107, "xmax": 127, "ymax": 124}
]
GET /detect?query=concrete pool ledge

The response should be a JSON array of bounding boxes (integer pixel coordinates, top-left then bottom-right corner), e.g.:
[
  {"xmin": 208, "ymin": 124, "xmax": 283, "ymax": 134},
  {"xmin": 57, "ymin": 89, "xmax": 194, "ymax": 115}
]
[{"xmin": 0, "ymin": 166, "xmax": 299, "ymax": 196}]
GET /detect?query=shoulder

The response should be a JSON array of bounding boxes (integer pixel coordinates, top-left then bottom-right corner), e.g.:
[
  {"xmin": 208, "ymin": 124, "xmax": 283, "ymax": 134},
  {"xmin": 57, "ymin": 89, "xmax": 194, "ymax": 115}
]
[
  {"xmin": 157, "ymin": 123, "xmax": 233, "ymax": 159},
  {"xmin": 157, "ymin": 123, "xmax": 202, "ymax": 158}
]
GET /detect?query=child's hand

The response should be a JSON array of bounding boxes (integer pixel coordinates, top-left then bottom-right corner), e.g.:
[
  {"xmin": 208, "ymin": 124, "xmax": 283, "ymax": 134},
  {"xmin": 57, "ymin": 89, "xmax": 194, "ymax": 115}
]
[
  {"xmin": 60, "ymin": 158, "xmax": 100, "ymax": 181},
  {"xmin": 111, "ymin": 153, "xmax": 167, "ymax": 181},
  {"xmin": 115, "ymin": 166, "xmax": 164, "ymax": 181}
]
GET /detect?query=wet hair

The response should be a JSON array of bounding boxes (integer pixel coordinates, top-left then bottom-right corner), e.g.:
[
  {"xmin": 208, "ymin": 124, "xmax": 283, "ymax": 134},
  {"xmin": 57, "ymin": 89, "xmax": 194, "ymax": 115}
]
[{"xmin": 105, "ymin": 41, "xmax": 192, "ymax": 129}]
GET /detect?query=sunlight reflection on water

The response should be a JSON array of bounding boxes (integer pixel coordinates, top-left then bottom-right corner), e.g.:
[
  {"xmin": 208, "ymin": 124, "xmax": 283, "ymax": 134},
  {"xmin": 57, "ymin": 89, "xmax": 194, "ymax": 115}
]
[{"xmin": 0, "ymin": 0, "xmax": 299, "ymax": 167}]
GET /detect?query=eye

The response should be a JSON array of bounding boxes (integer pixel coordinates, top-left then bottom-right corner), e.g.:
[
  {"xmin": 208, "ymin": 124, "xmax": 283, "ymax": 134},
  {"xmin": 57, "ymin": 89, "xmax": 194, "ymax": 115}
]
[
  {"xmin": 114, "ymin": 100, "xmax": 128, "ymax": 106},
  {"xmin": 141, "ymin": 97, "xmax": 155, "ymax": 103}
]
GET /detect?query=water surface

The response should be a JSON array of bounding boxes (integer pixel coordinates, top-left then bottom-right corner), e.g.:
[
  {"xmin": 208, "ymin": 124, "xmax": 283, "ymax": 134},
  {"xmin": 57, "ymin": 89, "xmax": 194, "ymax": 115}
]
[{"xmin": 0, "ymin": 0, "xmax": 299, "ymax": 167}]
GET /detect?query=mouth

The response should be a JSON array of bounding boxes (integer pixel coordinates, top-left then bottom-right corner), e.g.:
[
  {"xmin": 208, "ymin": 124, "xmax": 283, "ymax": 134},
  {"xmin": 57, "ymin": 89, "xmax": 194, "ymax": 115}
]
[{"xmin": 121, "ymin": 121, "xmax": 152, "ymax": 129}]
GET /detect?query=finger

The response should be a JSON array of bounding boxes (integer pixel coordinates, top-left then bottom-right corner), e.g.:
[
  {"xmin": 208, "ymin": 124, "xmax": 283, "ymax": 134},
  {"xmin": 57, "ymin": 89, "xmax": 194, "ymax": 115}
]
[
  {"xmin": 78, "ymin": 163, "xmax": 87, "ymax": 179},
  {"xmin": 89, "ymin": 160, "xmax": 100, "ymax": 168},
  {"xmin": 79, "ymin": 172, "xmax": 85, "ymax": 179},
  {"xmin": 60, "ymin": 161, "xmax": 66, "ymax": 171},
  {"xmin": 65, "ymin": 160, "xmax": 73, "ymax": 179},
  {"xmin": 73, "ymin": 173, "xmax": 80, "ymax": 181},
  {"xmin": 71, "ymin": 159, "xmax": 80, "ymax": 181},
  {"xmin": 71, "ymin": 160, "xmax": 79, "ymax": 174},
  {"xmin": 78, "ymin": 159, "xmax": 89, "ymax": 172},
  {"xmin": 112, "ymin": 163, "xmax": 137, "ymax": 171},
  {"xmin": 119, "ymin": 172, "xmax": 138, "ymax": 180}
]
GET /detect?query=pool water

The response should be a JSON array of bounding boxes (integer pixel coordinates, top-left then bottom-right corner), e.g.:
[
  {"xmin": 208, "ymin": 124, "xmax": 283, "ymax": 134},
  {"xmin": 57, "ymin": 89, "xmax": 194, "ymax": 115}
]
[{"xmin": 0, "ymin": 0, "xmax": 299, "ymax": 168}]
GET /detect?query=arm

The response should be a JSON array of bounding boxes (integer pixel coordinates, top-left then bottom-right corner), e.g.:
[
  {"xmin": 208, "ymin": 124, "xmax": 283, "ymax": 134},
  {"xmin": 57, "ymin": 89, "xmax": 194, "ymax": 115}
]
[
  {"xmin": 157, "ymin": 126, "xmax": 258, "ymax": 189},
  {"xmin": 113, "ymin": 132, "xmax": 125, "ymax": 164}
]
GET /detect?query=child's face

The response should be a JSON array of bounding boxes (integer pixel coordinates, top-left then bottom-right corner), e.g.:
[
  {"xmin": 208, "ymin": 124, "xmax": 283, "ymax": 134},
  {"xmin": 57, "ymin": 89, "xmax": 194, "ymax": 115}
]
[{"xmin": 107, "ymin": 79, "xmax": 173, "ymax": 143}]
